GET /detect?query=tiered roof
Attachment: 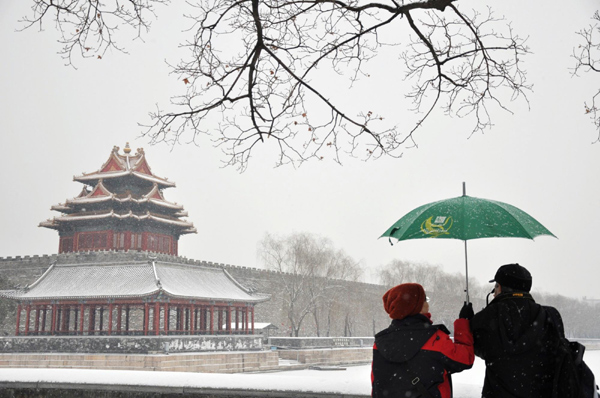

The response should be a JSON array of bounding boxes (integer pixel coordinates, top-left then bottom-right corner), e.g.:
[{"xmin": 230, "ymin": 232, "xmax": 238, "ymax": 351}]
[
  {"xmin": 39, "ymin": 144, "xmax": 196, "ymax": 235},
  {"xmin": 74, "ymin": 145, "xmax": 175, "ymax": 188}
]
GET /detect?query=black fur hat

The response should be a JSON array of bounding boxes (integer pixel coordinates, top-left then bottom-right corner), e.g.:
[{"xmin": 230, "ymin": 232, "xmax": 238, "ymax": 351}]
[{"xmin": 489, "ymin": 263, "xmax": 532, "ymax": 292}]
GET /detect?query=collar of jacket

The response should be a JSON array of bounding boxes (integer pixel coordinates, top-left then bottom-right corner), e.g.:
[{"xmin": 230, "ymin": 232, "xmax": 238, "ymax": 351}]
[
  {"xmin": 490, "ymin": 291, "xmax": 535, "ymax": 305},
  {"xmin": 383, "ymin": 314, "xmax": 450, "ymax": 336},
  {"xmin": 391, "ymin": 313, "xmax": 433, "ymax": 327}
]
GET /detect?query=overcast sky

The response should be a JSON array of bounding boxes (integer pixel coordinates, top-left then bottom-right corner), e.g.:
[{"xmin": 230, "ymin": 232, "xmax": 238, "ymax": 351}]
[{"xmin": 1, "ymin": 1, "xmax": 599, "ymax": 301}]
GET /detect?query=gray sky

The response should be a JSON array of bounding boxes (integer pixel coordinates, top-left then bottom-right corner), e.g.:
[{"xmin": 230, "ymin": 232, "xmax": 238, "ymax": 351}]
[{"xmin": 0, "ymin": 1, "xmax": 599, "ymax": 300}]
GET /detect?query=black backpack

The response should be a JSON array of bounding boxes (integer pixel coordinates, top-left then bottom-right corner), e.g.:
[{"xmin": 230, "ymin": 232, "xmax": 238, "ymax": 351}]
[{"xmin": 546, "ymin": 306, "xmax": 599, "ymax": 398}]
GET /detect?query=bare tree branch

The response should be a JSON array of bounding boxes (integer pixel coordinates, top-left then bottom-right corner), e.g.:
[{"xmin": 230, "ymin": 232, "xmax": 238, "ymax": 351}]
[
  {"xmin": 23, "ymin": 0, "xmax": 530, "ymax": 169},
  {"xmin": 573, "ymin": 11, "xmax": 600, "ymax": 142},
  {"xmin": 21, "ymin": 1, "xmax": 169, "ymax": 65}
]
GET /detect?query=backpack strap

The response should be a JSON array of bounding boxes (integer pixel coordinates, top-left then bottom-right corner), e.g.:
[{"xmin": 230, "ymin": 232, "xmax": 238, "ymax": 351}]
[
  {"xmin": 545, "ymin": 306, "xmax": 566, "ymax": 339},
  {"xmin": 404, "ymin": 367, "xmax": 436, "ymax": 398}
]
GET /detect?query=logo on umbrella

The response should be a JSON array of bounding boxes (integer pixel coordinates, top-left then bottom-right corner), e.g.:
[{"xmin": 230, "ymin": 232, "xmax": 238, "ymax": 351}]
[{"xmin": 421, "ymin": 216, "xmax": 453, "ymax": 237}]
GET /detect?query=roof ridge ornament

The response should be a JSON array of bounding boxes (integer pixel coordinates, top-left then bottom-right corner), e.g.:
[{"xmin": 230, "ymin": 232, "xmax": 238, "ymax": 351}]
[{"xmin": 149, "ymin": 256, "xmax": 162, "ymax": 290}]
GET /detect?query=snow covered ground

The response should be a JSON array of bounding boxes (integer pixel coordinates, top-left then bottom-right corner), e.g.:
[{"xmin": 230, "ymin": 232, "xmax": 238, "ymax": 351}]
[{"xmin": 1, "ymin": 351, "xmax": 599, "ymax": 397}]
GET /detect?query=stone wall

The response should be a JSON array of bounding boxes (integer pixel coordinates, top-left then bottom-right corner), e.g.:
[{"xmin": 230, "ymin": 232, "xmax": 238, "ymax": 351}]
[
  {"xmin": 270, "ymin": 337, "xmax": 374, "ymax": 349},
  {"xmin": 277, "ymin": 347, "xmax": 372, "ymax": 366},
  {"xmin": 0, "ymin": 251, "xmax": 389, "ymax": 338},
  {"xmin": 0, "ymin": 335, "xmax": 263, "ymax": 354},
  {"xmin": 0, "ymin": 350, "xmax": 280, "ymax": 373}
]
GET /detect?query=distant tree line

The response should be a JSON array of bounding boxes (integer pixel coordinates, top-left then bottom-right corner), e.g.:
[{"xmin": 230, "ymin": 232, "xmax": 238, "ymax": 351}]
[{"xmin": 256, "ymin": 234, "xmax": 600, "ymax": 339}]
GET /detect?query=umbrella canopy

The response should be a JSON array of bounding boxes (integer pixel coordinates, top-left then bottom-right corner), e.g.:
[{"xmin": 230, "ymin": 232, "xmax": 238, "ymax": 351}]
[
  {"xmin": 381, "ymin": 195, "xmax": 556, "ymax": 242},
  {"xmin": 381, "ymin": 187, "xmax": 556, "ymax": 303}
]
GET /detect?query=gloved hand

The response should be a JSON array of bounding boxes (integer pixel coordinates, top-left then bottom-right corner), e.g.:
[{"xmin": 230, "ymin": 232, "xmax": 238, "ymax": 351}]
[{"xmin": 459, "ymin": 302, "xmax": 474, "ymax": 320}]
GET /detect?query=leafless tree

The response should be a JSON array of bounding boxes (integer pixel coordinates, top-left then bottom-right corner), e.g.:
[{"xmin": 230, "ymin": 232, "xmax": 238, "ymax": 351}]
[
  {"xmin": 259, "ymin": 232, "xmax": 361, "ymax": 336},
  {"xmin": 573, "ymin": 11, "xmax": 600, "ymax": 142},
  {"xmin": 23, "ymin": 0, "xmax": 529, "ymax": 170}
]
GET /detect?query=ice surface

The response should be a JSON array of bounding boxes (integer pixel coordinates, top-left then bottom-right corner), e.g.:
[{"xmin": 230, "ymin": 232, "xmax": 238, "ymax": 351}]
[{"xmin": 0, "ymin": 351, "xmax": 599, "ymax": 397}]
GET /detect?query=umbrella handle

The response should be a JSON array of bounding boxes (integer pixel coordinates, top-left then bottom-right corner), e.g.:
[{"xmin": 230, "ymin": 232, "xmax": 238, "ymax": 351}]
[{"xmin": 464, "ymin": 240, "xmax": 470, "ymax": 304}]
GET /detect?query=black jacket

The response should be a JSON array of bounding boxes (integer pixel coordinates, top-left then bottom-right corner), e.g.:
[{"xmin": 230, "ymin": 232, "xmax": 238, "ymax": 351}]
[
  {"xmin": 372, "ymin": 314, "xmax": 474, "ymax": 398},
  {"xmin": 470, "ymin": 292, "xmax": 564, "ymax": 398}
]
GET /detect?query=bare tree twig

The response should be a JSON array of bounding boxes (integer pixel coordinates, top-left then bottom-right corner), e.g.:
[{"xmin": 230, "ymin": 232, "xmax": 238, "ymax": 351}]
[{"xmin": 23, "ymin": 0, "xmax": 530, "ymax": 170}]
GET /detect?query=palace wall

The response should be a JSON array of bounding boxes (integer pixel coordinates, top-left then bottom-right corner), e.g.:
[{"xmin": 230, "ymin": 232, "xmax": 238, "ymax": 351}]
[{"xmin": 0, "ymin": 251, "xmax": 389, "ymax": 337}]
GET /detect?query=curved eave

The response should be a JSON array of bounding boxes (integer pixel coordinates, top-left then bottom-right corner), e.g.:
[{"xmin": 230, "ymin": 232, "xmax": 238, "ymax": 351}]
[
  {"xmin": 4, "ymin": 290, "xmax": 269, "ymax": 303},
  {"xmin": 42, "ymin": 211, "xmax": 195, "ymax": 229},
  {"xmin": 74, "ymin": 171, "xmax": 175, "ymax": 188},
  {"xmin": 159, "ymin": 290, "xmax": 271, "ymax": 303},
  {"xmin": 55, "ymin": 195, "xmax": 185, "ymax": 210},
  {"xmin": 39, "ymin": 220, "xmax": 59, "ymax": 230},
  {"xmin": 147, "ymin": 198, "xmax": 185, "ymax": 210},
  {"xmin": 5, "ymin": 291, "xmax": 161, "ymax": 302}
]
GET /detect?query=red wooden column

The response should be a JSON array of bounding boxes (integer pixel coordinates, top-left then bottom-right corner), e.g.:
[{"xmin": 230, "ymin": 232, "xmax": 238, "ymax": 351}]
[
  {"xmin": 227, "ymin": 306, "xmax": 232, "ymax": 334},
  {"xmin": 209, "ymin": 305, "xmax": 214, "ymax": 334},
  {"xmin": 235, "ymin": 308, "xmax": 239, "ymax": 333},
  {"xmin": 144, "ymin": 303, "xmax": 149, "ymax": 336},
  {"xmin": 245, "ymin": 306, "xmax": 249, "ymax": 334},
  {"xmin": 88, "ymin": 305, "xmax": 95, "ymax": 335},
  {"xmin": 251, "ymin": 306, "xmax": 255, "ymax": 335},
  {"xmin": 117, "ymin": 305, "xmax": 122, "ymax": 333},
  {"xmin": 34, "ymin": 306, "xmax": 40, "ymax": 335},
  {"xmin": 50, "ymin": 304, "xmax": 57, "ymax": 335},
  {"xmin": 154, "ymin": 303, "xmax": 160, "ymax": 336},
  {"xmin": 163, "ymin": 303, "xmax": 169, "ymax": 334},
  {"xmin": 217, "ymin": 307, "xmax": 223, "ymax": 334},
  {"xmin": 15, "ymin": 304, "xmax": 21, "ymax": 336},
  {"xmin": 79, "ymin": 304, "xmax": 85, "ymax": 335},
  {"xmin": 124, "ymin": 306, "xmax": 129, "ymax": 334},
  {"xmin": 190, "ymin": 305, "xmax": 195, "ymax": 335},
  {"xmin": 108, "ymin": 303, "xmax": 114, "ymax": 336},
  {"xmin": 23, "ymin": 304, "xmax": 31, "ymax": 336}
]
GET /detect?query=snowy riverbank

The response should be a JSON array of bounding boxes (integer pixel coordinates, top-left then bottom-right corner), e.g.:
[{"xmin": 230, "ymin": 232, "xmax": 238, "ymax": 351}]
[{"xmin": 1, "ymin": 350, "xmax": 599, "ymax": 397}]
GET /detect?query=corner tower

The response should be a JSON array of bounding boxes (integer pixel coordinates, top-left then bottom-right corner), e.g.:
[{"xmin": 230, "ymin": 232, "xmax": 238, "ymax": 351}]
[{"xmin": 39, "ymin": 144, "xmax": 196, "ymax": 255}]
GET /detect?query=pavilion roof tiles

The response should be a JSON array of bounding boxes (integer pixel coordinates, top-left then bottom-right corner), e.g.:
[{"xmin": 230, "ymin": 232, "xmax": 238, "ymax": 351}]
[
  {"xmin": 3, "ymin": 261, "xmax": 269, "ymax": 303},
  {"xmin": 74, "ymin": 146, "xmax": 175, "ymax": 188},
  {"xmin": 51, "ymin": 184, "xmax": 185, "ymax": 211},
  {"xmin": 39, "ymin": 210, "xmax": 197, "ymax": 233}
]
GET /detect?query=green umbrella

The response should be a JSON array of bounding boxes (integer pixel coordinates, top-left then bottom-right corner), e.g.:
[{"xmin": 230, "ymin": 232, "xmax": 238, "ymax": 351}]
[{"xmin": 381, "ymin": 183, "xmax": 556, "ymax": 303}]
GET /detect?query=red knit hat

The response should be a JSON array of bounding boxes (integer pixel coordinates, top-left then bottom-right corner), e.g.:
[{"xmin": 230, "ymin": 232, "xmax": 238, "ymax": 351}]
[{"xmin": 383, "ymin": 283, "xmax": 426, "ymax": 320}]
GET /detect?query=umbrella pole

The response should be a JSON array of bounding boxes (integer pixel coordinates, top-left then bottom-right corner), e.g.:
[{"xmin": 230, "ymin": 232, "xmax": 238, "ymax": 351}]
[{"xmin": 464, "ymin": 240, "xmax": 470, "ymax": 304}]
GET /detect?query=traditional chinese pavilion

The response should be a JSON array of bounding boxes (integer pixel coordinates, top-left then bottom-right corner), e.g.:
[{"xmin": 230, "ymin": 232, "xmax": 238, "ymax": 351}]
[
  {"xmin": 3, "ymin": 145, "xmax": 269, "ymax": 336},
  {"xmin": 39, "ymin": 144, "xmax": 196, "ymax": 256}
]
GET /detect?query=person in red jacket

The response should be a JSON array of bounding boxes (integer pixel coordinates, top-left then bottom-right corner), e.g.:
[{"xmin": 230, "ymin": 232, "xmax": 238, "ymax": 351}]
[{"xmin": 372, "ymin": 283, "xmax": 474, "ymax": 398}]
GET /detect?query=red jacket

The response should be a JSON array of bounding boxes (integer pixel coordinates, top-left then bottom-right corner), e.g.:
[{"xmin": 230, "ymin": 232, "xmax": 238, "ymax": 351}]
[{"xmin": 372, "ymin": 315, "xmax": 474, "ymax": 398}]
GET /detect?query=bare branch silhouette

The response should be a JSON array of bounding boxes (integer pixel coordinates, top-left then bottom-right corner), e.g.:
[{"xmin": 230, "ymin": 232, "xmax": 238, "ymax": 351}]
[
  {"xmin": 24, "ymin": 0, "xmax": 529, "ymax": 170},
  {"xmin": 573, "ymin": 11, "xmax": 600, "ymax": 142}
]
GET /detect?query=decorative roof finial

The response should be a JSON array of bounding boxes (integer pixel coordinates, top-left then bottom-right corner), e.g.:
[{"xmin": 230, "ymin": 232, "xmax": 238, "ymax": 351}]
[{"xmin": 124, "ymin": 142, "xmax": 132, "ymax": 154}]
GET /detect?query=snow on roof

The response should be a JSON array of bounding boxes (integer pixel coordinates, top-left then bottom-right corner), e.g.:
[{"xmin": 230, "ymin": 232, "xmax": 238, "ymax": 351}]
[
  {"xmin": 73, "ymin": 146, "xmax": 175, "ymax": 188},
  {"xmin": 75, "ymin": 171, "xmax": 176, "ymax": 188},
  {"xmin": 54, "ymin": 194, "xmax": 185, "ymax": 211},
  {"xmin": 1, "ymin": 261, "xmax": 270, "ymax": 303},
  {"xmin": 39, "ymin": 211, "xmax": 197, "ymax": 233}
]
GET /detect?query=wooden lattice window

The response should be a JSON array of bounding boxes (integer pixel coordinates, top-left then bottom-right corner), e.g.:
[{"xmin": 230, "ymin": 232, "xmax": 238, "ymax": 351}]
[{"xmin": 78, "ymin": 231, "xmax": 110, "ymax": 251}]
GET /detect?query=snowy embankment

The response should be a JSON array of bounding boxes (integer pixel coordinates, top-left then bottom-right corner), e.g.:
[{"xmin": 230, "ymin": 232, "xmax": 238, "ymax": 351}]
[{"xmin": 1, "ymin": 351, "xmax": 599, "ymax": 397}]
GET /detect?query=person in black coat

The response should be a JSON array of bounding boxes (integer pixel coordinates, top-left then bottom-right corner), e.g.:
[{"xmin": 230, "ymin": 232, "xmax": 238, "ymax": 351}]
[
  {"xmin": 372, "ymin": 283, "xmax": 474, "ymax": 398},
  {"xmin": 470, "ymin": 263, "xmax": 565, "ymax": 398}
]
